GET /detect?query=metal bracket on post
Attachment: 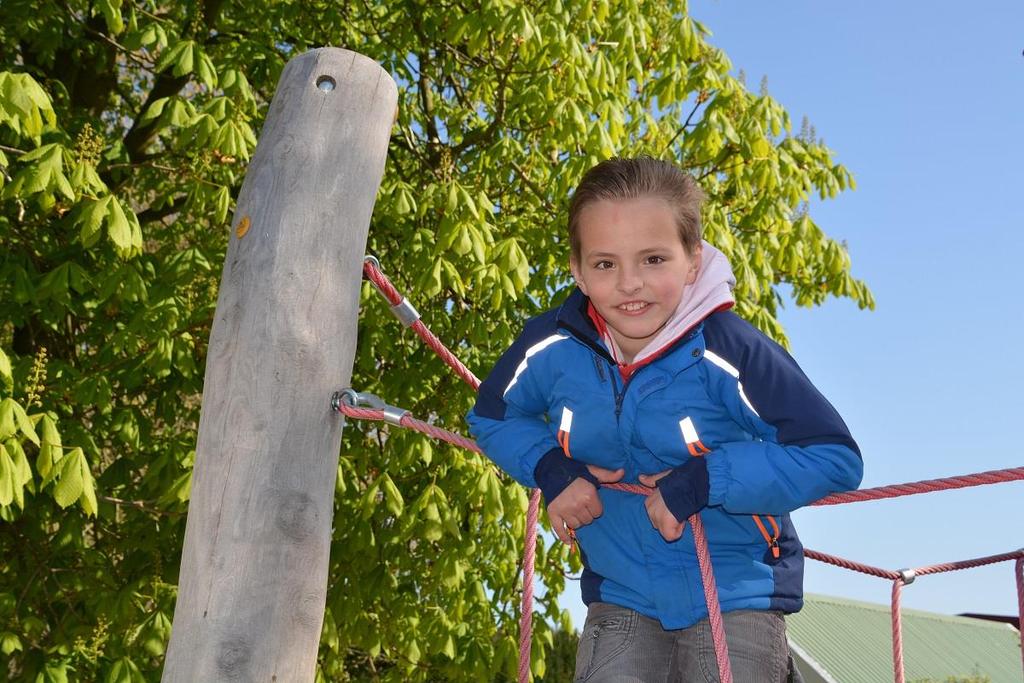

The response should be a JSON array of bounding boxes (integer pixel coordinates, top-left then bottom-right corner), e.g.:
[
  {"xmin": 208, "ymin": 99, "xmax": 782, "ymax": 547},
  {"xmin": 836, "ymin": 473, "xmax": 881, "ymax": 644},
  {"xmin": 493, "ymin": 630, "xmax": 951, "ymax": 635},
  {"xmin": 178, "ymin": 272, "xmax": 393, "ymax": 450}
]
[
  {"xmin": 362, "ymin": 255, "xmax": 385, "ymax": 295},
  {"xmin": 897, "ymin": 568, "xmax": 916, "ymax": 585},
  {"xmin": 331, "ymin": 388, "xmax": 409, "ymax": 426}
]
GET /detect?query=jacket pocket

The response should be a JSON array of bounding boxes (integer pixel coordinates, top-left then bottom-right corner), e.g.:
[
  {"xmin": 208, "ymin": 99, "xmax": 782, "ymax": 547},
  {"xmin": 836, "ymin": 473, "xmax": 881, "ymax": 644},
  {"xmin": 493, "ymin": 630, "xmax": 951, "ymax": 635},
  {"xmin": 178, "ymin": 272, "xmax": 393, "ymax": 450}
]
[{"xmin": 751, "ymin": 514, "xmax": 781, "ymax": 559}]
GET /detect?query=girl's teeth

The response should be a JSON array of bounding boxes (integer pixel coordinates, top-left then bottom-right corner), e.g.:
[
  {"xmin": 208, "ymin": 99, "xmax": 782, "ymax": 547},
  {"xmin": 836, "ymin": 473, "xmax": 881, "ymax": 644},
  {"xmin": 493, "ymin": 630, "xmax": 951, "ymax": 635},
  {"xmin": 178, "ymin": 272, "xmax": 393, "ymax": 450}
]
[{"xmin": 620, "ymin": 302, "xmax": 647, "ymax": 311}]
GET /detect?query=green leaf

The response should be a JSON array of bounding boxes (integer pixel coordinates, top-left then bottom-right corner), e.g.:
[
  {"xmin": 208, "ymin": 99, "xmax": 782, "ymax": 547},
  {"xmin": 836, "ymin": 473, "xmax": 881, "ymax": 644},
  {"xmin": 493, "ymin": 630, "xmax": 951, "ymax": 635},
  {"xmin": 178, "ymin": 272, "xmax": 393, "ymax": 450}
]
[
  {"xmin": 52, "ymin": 447, "xmax": 97, "ymax": 514},
  {"xmin": 137, "ymin": 97, "xmax": 169, "ymax": 126},
  {"xmin": 105, "ymin": 657, "xmax": 141, "ymax": 683},
  {"xmin": 0, "ymin": 631, "xmax": 21, "ymax": 655},
  {"xmin": 0, "ymin": 447, "xmax": 15, "ymax": 506},
  {"xmin": 78, "ymin": 195, "xmax": 112, "ymax": 247},
  {"xmin": 4, "ymin": 143, "xmax": 74, "ymax": 201},
  {"xmin": 195, "ymin": 50, "xmax": 218, "ymax": 88},
  {"xmin": 7, "ymin": 438, "xmax": 32, "ymax": 485},
  {"xmin": 95, "ymin": 0, "xmax": 125, "ymax": 35},
  {"xmin": 7, "ymin": 399, "xmax": 39, "ymax": 445},
  {"xmin": 107, "ymin": 196, "xmax": 131, "ymax": 249},
  {"xmin": 159, "ymin": 471, "xmax": 192, "ymax": 504},
  {"xmin": 0, "ymin": 348, "xmax": 11, "ymax": 392},
  {"xmin": 380, "ymin": 473, "xmax": 404, "ymax": 516},
  {"xmin": 155, "ymin": 41, "xmax": 190, "ymax": 75},
  {"xmin": 403, "ymin": 637, "xmax": 421, "ymax": 665},
  {"xmin": 0, "ymin": 72, "xmax": 56, "ymax": 141},
  {"xmin": 213, "ymin": 185, "xmax": 230, "ymax": 224},
  {"xmin": 39, "ymin": 660, "xmax": 70, "ymax": 683},
  {"xmin": 0, "ymin": 399, "xmax": 17, "ymax": 440}
]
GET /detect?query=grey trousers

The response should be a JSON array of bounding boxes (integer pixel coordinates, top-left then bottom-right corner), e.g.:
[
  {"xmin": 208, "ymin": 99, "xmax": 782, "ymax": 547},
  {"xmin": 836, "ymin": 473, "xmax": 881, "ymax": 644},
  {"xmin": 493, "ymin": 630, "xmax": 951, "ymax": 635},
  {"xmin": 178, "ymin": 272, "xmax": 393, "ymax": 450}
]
[{"xmin": 573, "ymin": 603, "xmax": 804, "ymax": 682}]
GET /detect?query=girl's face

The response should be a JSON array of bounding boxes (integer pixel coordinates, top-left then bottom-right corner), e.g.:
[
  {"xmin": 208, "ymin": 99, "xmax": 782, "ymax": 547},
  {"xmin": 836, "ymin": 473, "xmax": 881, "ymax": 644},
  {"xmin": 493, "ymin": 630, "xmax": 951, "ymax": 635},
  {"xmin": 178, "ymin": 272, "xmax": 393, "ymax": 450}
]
[{"xmin": 570, "ymin": 197, "xmax": 701, "ymax": 364}]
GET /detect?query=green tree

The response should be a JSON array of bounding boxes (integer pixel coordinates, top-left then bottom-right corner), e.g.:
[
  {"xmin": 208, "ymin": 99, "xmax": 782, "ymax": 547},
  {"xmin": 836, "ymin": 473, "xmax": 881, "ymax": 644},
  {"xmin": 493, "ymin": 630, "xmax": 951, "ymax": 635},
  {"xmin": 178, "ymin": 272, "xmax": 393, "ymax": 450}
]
[{"xmin": 0, "ymin": 0, "xmax": 872, "ymax": 680}]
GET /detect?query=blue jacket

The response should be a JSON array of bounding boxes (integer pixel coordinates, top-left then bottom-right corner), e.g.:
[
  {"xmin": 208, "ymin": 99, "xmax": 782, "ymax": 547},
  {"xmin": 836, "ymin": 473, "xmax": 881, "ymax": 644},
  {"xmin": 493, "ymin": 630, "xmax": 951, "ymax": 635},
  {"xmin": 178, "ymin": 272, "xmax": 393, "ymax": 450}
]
[{"xmin": 467, "ymin": 288, "xmax": 862, "ymax": 629}]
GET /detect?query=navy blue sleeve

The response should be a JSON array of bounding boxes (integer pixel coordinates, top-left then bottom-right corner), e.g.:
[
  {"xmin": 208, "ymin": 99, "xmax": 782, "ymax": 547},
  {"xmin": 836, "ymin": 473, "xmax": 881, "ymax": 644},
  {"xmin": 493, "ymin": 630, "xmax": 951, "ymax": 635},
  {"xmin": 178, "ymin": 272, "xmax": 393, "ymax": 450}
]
[{"xmin": 700, "ymin": 311, "xmax": 863, "ymax": 513}]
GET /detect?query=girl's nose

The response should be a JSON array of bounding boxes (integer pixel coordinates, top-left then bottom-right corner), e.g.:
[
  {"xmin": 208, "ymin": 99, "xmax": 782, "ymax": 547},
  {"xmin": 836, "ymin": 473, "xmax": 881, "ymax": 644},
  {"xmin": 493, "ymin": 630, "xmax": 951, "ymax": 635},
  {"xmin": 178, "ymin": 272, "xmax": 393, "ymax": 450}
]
[{"xmin": 617, "ymin": 268, "xmax": 643, "ymax": 294}]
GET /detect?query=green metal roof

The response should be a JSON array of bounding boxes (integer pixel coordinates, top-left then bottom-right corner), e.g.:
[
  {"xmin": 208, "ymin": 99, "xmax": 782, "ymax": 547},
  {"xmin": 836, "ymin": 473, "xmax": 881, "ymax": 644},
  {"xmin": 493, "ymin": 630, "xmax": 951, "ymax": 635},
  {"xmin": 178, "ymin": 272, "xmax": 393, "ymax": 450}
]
[{"xmin": 786, "ymin": 593, "xmax": 1023, "ymax": 683}]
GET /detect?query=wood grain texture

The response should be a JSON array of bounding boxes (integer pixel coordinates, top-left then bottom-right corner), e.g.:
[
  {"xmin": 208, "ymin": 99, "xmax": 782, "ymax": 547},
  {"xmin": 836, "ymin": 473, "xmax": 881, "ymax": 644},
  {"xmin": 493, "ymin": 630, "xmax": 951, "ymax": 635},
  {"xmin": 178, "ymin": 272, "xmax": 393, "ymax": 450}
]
[{"xmin": 162, "ymin": 48, "xmax": 397, "ymax": 682}]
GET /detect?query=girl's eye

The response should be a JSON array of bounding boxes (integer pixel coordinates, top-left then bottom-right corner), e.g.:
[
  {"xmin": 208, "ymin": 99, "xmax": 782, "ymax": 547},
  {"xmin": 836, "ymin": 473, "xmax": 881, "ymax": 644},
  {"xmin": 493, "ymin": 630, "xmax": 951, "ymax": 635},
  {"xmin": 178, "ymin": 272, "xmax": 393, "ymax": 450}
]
[
  {"xmin": 594, "ymin": 261, "xmax": 613, "ymax": 270},
  {"xmin": 645, "ymin": 255, "xmax": 665, "ymax": 265}
]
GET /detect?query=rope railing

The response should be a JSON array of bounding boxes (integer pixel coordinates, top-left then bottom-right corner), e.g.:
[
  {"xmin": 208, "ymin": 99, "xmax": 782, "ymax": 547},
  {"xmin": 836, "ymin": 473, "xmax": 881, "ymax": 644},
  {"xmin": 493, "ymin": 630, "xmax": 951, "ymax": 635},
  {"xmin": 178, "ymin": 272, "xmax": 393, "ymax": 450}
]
[
  {"xmin": 1016, "ymin": 558, "xmax": 1024, "ymax": 675},
  {"xmin": 813, "ymin": 467, "xmax": 1024, "ymax": 506},
  {"xmin": 805, "ymin": 546, "xmax": 1024, "ymax": 683},
  {"xmin": 344, "ymin": 255, "xmax": 1024, "ymax": 683},
  {"xmin": 363, "ymin": 257, "xmax": 481, "ymax": 390}
]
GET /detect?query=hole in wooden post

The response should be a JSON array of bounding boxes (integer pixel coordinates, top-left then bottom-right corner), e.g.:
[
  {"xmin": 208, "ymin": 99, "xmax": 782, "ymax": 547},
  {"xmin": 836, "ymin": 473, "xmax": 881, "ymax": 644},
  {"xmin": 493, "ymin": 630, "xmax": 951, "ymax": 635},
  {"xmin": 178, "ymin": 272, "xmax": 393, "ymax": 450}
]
[{"xmin": 316, "ymin": 75, "xmax": 336, "ymax": 92}]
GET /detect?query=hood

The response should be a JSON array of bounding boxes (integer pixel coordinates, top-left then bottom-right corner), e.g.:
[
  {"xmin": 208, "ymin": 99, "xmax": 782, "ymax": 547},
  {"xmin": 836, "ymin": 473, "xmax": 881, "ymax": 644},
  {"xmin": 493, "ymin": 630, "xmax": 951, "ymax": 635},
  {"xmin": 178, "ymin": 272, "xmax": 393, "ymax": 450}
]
[{"xmin": 593, "ymin": 240, "xmax": 737, "ymax": 369}]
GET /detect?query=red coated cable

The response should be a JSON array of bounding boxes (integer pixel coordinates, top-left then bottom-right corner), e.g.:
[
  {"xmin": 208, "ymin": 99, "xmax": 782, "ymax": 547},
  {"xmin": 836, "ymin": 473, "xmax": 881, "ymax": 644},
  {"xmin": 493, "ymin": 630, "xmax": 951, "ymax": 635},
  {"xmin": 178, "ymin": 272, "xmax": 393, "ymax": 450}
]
[
  {"xmin": 812, "ymin": 467, "xmax": 1024, "ymax": 506},
  {"xmin": 518, "ymin": 488, "xmax": 541, "ymax": 683},
  {"xmin": 691, "ymin": 513, "xmax": 733, "ymax": 682},
  {"xmin": 1016, "ymin": 558, "xmax": 1024, "ymax": 675},
  {"xmin": 363, "ymin": 259, "xmax": 481, "ymax": 389},
  {"xmin": 802, "ymin": 549, "xmax": 901, "ymax": 580},
  {"xmin": 891, "ymin": 578, "xmax": 906, "ymax": 683}
]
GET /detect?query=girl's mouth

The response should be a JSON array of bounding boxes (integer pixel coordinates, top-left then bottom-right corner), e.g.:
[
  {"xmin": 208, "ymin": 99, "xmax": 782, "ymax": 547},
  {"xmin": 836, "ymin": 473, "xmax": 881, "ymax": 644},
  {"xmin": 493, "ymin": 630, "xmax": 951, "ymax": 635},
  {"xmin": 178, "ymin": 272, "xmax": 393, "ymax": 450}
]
[{"xmin": 617, "ymin": 301, "xmax": 650, "ymax": 313}]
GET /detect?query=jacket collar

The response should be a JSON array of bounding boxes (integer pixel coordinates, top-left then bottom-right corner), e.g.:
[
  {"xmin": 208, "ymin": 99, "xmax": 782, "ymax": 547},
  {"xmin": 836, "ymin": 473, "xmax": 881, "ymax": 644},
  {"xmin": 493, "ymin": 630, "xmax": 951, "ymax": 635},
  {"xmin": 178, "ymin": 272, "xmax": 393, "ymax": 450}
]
[
  {"xmin": 554, "ymin": 288, "xmax": 608, "ymax": 358},
  {"xmin": 554, "ymin": 288, "xmax": 710, "ymax": 378}
]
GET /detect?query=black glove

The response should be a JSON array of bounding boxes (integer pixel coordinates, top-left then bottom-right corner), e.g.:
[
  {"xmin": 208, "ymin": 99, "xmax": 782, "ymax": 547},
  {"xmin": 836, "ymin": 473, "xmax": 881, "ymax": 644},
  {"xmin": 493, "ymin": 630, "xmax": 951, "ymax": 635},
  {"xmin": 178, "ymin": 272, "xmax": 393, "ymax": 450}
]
[
  {"xmin": 533, "ymin": 447, "xmax": 600, "ymax": 502},
  {"xmin": 656, "ymin": 458, "xmax": 710, "ymax": 522}
]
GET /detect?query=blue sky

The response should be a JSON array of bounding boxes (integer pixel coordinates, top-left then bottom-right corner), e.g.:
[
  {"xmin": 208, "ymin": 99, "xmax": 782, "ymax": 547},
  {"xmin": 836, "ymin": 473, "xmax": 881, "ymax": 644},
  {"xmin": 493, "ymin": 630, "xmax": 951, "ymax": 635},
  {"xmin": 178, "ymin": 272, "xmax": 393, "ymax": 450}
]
[{"xmin": 560, "ymin": 0, "xmax": 1024, "ymax": 627}]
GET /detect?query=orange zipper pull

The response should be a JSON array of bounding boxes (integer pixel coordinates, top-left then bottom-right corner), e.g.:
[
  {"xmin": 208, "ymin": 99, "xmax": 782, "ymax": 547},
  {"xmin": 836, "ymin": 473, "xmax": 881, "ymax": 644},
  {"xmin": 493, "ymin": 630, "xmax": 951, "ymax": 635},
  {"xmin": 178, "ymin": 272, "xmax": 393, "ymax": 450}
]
[
  {"xmin": 767, "ymin": 515, "xmax": 780, "ymax": 558},
  {"xmin": 752, "ymin": 514, "xmax": 782, "ymax": 558}
]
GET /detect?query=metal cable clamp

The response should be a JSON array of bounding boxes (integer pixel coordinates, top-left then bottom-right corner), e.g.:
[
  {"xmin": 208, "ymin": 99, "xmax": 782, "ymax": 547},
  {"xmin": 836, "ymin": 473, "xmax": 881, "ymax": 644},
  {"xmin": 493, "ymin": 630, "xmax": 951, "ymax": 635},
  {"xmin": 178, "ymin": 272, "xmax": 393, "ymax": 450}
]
[
  {"xmin": 332, "ymin": 388, "xmax": 409, "ymax": 426},
  {"xmin": 897, "ymin": 568, "xmax": 916, "ymax": 585},
  {"xmin": 389, "ymin": 298, "xmax": 420, "ymax": 327},
  {"xmin": 363, "ymin": 255, "xmax": 421, "ymax": 327}
]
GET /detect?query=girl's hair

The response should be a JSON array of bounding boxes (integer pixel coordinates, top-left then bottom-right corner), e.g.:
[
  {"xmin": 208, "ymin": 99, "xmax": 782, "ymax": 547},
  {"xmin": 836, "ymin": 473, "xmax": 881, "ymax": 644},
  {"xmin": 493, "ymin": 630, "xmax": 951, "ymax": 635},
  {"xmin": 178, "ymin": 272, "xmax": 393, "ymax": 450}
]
[{"xmin": 568, "ymin": 156, "xmax": 706, "ymax": 260}]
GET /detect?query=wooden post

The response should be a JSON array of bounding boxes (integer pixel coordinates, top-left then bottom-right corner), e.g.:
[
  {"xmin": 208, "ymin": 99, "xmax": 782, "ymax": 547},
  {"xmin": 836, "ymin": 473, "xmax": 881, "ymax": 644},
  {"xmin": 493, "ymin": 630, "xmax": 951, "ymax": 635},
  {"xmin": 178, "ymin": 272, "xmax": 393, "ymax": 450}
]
[{"xmin": 162, "ymin": 48, "xmax": 396, "ymax": 682}]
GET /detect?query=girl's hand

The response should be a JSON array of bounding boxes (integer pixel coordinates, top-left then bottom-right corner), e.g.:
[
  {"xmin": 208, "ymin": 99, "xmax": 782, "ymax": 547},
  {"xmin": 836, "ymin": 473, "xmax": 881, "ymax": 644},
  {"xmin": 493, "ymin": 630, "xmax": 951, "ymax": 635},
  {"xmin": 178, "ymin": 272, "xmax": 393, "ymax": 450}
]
[
  {"xmin": 547, "ymin": 465, "xmax": 624, "ymax": 545},
  {"xmin": 639, "ymin": 470, "xmax": 687, "ymax": 542}
]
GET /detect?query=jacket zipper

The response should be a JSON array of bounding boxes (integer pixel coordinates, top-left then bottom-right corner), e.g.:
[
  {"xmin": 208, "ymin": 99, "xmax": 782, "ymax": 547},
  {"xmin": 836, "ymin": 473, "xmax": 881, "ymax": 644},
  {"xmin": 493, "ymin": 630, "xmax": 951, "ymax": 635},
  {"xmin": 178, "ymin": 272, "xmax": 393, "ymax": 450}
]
[
  {"xmin": 752, "ymin": 514, "xmax": 781, "ymax": 559},
  {"xmin": 610, "ymin": 364, "xmax": 645, "ymax": 420},
  {"xmin": 611, "ymin": 369, "xmax": 624, "ymax": 419}
]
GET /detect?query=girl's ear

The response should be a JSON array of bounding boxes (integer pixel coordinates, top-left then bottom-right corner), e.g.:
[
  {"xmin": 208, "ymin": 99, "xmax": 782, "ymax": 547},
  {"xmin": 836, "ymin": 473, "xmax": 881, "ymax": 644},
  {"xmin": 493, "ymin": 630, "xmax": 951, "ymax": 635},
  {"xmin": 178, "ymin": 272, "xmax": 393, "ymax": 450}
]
[
  {"xmin": 570, "ymin": 258, "xmax": 588, "ymax": 295},
  {"xmin": 686, "ymin": 244, "xmax": 704, "ymax": 285}
]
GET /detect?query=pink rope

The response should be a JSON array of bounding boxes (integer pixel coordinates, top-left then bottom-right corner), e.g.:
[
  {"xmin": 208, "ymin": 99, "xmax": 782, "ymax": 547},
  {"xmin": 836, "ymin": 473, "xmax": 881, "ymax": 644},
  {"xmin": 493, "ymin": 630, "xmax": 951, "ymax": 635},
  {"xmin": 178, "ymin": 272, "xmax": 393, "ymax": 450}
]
[
  {"xmin": 363, "ymin": 259, "xmax": 481, "ymax": 389},
  {"xmin": 913, "ymin": 549, "xmax": 1024, "ymax": 576},
  {"xmin": 802, "ymin": 547, "xmax": 1024, "ymax": 683},
  {"xmin": 813, "ymin": 466, "xmax": 1024, "ymax": 506},
  {"xmin": 519, "ymin": 488, "xmax": 541, "ymax": 682},
  {"xmin": 604, "ymin": 481, "xmax": 652, "ymax": 496},
  {"xmin": 803, "ymin": 547, "xmax": 1024, "ymax": 580},
  {"xmin": 803, "ymin": 549, "xmax": 900, "ymax": 580},
  {"xmin": 336, "ymin": 404, "xmax": 483, "ymax": 454},
  {"xmin": 891, "ymin": 578, "xmax": 906, "ymax": 683},
  {"xmin": 1016, "ymin": 558, "xmax": 1023, "ymax": 677},
  {"xmin": 691, "ymin": 513, "xmax": 733, "ymax": 682},
  {"xmin": 356, "ymin": 260, "xmax": 537, "ymax": 681}
]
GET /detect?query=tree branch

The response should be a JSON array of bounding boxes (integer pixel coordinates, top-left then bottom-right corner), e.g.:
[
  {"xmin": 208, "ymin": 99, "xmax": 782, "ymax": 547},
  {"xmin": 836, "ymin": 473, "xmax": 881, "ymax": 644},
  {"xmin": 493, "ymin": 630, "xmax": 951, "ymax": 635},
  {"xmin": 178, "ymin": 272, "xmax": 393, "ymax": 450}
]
[
  {"xmin": 121, "ymin": 0, "xmax": 229, "ymax": 162},
  {"xmin": 510, "ymin": 161, "xmax": 555, "ymax": 214},
  {"xmin": 663, "ymin": 94, "xmax": 710, "ymax": 153},
  {"xmin": 99, "ymin": 494, "xmax": 181, "ymax": 516}
]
